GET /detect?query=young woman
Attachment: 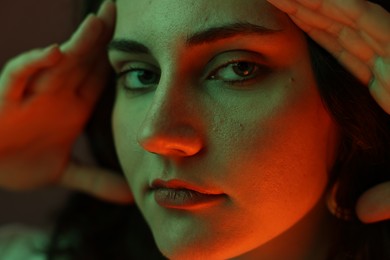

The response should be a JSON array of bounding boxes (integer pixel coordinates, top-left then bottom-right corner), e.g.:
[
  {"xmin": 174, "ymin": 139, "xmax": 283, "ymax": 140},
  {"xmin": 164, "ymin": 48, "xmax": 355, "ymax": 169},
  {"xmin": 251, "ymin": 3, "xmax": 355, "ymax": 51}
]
[{"xmin": 0, "ymin": 0, "xmax": 389, "ymax": 259}]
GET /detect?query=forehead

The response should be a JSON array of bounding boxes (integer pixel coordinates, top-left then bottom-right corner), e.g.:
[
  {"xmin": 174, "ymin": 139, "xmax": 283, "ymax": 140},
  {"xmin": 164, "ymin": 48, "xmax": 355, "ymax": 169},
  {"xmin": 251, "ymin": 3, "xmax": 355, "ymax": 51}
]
[{"xmin": 115, "ymin": 0, "xmax": 288, "ymax": 43}]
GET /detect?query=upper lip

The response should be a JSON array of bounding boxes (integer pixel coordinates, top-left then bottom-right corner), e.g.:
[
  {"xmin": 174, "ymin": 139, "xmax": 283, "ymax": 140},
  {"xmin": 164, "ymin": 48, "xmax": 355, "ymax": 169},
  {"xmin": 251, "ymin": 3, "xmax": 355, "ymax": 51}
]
[{"xmin": 150, "ymin": 179, "xmax": 224, "ymax": 195}]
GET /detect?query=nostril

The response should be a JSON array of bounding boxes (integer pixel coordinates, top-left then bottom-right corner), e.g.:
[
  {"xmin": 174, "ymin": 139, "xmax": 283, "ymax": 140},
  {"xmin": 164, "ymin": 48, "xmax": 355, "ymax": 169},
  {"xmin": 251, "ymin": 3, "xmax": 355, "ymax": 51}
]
[
  {"xmin": 137, "ymin": 120, "xmax": 203, "ymax": 157},
  {"xmin": 168, "ymin": 147, "xmax": 187, "ymax": 156},
  {"xmin": 139, "ymin": 136, "xmax": 203, "ymax": 157},
  {"xmin": 167, "ymin": 148, "xmax": 189, "ymax": 157},
  {"xmin": 165, "ymin": 145, "xmax": 198, "ymax": 157}
]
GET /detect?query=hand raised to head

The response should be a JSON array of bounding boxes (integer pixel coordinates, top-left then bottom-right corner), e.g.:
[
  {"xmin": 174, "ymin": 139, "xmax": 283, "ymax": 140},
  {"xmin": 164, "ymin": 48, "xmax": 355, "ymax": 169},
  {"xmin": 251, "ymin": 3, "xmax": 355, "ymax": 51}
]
[
  {"xmin": 0, "ymin": 0, "xmax": 133, "ymax": 204},
  {"xmin": 267, "ymin": 0, "xmax": 390, "ymax": 114},
  {"xmin": 356, "ymin": 181, "xmax": 390, "ymax": 223},
  {"xmin": 267, "ymin": 0, "xmax": 390, "ymax": 223}
]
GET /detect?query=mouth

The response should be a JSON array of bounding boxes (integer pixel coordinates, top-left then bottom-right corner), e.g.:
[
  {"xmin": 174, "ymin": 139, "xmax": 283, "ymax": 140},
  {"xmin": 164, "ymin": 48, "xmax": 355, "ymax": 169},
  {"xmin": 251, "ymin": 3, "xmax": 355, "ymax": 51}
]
[{"xmin": 150, "ymin": 179, "xmax": 227, "ymax": 210}]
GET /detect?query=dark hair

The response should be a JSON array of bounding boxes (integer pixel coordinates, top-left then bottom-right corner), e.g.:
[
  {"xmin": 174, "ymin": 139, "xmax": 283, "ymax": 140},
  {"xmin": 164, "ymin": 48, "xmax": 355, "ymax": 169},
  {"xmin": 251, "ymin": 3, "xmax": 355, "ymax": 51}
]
[
  {"xmin": 44, "ymin": 1, "xmax": 390, "ymax": 259},
  {"xmin": 308, "ymin": 35, "xmax": 390, "ymax": 259}
]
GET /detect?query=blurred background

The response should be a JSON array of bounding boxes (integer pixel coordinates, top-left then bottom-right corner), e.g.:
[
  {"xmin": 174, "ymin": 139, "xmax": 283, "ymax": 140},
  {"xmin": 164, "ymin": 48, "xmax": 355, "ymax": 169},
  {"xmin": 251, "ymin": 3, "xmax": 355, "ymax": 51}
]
[{"xmin": 0, "ymin": 0, "xmax": 85, "ymax": 228}]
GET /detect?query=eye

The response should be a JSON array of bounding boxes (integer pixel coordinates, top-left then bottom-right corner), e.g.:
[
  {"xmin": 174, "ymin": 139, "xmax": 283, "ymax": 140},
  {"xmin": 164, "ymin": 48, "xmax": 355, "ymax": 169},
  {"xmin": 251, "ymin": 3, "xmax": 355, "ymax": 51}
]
[
  {"xmin": 207, "ymin": 61, "xmax": 269, "ymax": 86},
  {"xmin": 116, "ymin": 66, "xmax": 160, "ymax": 92}
]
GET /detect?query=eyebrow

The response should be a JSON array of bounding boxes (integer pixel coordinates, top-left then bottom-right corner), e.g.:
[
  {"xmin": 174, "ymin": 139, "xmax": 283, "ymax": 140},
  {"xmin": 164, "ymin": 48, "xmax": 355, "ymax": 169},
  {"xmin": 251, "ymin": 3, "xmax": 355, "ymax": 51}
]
[{"xmin": 108, "ymin": 22, "xmax": 281, "ymax": 54}]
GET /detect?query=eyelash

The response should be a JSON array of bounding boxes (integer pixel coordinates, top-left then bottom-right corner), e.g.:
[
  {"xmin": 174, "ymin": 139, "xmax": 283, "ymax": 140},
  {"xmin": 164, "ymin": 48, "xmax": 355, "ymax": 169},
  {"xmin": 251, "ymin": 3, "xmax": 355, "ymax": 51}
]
[
  {"xmin": 116, "ymin": 67, "xmax": 159, "ymax": 93},
  {"xmin": 116, "ymin": 60, "xmax": 269, "ymax": 92},
  {"xmin": 207, "ymin": 60, "xmax": 269, "ymax": 86}
]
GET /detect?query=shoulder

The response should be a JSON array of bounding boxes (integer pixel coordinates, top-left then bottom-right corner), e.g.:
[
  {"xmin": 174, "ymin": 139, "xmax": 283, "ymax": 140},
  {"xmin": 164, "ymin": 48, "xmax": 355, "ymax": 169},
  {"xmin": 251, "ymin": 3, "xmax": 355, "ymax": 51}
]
[{"xmin": 0, "ymin": 224, "xmax": 49, "ymax": 260}]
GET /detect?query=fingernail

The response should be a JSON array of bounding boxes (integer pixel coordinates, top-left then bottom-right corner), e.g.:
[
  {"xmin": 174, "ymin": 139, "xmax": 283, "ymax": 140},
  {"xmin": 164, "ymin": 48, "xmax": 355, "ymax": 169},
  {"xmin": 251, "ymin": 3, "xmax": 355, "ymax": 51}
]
[
  {"xmin": 97, "ymin": 0, "xmax": 108, "ymax": 17},
  {"xmin": 78, "ymin": 13, "xmax": 95, "ymax": 33},
  {"xmin": 85, "ymin": 13, "xmax": 96, "ymax": 23},
  {"xmin": 98, "ymin": 0, "xmax": 115, "ymax": 16},
  {"xmin": 84, "ymin": 14, "xmax": 103, "ymax": 37},
  {"xmin": 74, "ymin": 13, "xmax": 104, "ymax": 45}
]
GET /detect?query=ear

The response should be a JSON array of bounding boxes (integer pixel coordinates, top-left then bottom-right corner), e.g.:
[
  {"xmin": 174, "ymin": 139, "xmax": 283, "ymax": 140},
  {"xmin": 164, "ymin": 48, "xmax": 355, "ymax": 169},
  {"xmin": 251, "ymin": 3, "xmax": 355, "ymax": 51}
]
[{"xmin": 326, "ymin": 181, "xmax": 353, "ymax": 221}]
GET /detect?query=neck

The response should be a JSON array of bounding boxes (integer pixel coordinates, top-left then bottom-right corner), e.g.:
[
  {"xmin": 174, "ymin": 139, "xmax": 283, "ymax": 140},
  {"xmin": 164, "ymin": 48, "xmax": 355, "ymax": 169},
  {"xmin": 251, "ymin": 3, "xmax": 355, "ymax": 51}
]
[{"xmin": 232, "ymin": 197, "xmax": 334, "ymax": 260}]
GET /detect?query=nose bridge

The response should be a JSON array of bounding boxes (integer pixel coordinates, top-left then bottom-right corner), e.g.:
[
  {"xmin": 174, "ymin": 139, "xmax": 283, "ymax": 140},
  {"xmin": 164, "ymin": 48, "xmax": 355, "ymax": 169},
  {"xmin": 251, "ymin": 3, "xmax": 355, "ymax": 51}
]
[
  {"xmin": 136, "ymin": 75, "xmax": 203, "ymax": 157},
  {"xmin": 142, "ymin": 74, "xmax": 189, "ymax": 132}
]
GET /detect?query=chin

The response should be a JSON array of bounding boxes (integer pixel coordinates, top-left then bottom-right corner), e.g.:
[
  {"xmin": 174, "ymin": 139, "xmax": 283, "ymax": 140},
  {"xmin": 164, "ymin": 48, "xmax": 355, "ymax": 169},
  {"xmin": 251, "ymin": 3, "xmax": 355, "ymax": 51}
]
[
  {"xmin": 158, "ymin": 245, "xmax": 232, "ymax": 260},
  {"xmin": 153, "ymin": 230, "xmax": 268, "ymax": 260}
]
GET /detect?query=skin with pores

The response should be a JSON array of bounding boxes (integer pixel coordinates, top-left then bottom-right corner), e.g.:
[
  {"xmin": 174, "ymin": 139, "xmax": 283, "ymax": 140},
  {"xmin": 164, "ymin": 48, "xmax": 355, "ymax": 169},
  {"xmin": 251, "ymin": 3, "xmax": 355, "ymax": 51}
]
[
  {"xmin": 0, "ymin": 0, "xmax": 388, "ymax": 258},
  {"xmin": 110, "ymin": 0, "xmax": 340, "ymax": 259}
]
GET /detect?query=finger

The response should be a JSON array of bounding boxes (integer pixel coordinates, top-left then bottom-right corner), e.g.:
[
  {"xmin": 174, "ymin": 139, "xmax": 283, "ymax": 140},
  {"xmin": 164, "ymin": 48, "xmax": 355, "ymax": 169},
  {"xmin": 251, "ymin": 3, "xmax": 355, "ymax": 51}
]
[
  {"xmin": 369, "ymin": 79, "xmax": 390, "ymax": 114},
  {"xmin": 266, "ymin": 0, "xmax": 297, "ymax": 14},
  {"xmin": 356, "ymin": 181, "xmax": 390, "ymax": 223},
  {"xmin": 31, "ymin": 54, "xmax": 101, "ymax": 98},
  {"xmin": 71, "ymin": 0, "xmax": 116, "ymax": 104},
  {"xmin": 290, "ymin": 16, "xmax": 376, "ymax": 83},
  {"xmin": 60, "ymin": 0, "xmax": 115, "ymax": 57},
  {"xmin": 61, "ymin": 162, "xmax": 134, "ymax": 204},
  {"xmin": 291, "ymin": 0, "xmax": 359, "ymax": 28},
  {"xmin": 33, "ymin": 15, "xmax": 106, "ymax": 96},
  {"xmin": 61, "ymin": 14, "xmax": 104, "ymax": 57},
  {"xmin": 269, "ymin": 0, "xmax": 390, "ymax": 56},
  {"xmin": 0, "ymin": 45, "xmax": 62, "ymax": 102},
  {"xmin": 327, "ymin": 24, "xmax": 375, "ymax": 64},
  {"xmin": 293, "ymin": 18, "xmax": 372, "ymax": 84},
  {"xmin": 268, "ymin": 0, "xmax": 338, "ymax": 30},
  {"xmin": 52, "ymin": 48, "xmax": 111, "ymax": 103},
  {"xmin": 295, "ymin": 0, "xmax": 390, "ymax": 48},
  {"xmin": 360, "ymin": 30, "xmax": 388, "ymax": 58},
  {"xmin": 275, "ymin": 1, "xmax": 377, "ymax": 64},
  {"xmin": 267, "ymin": 0, "xmax": 339, "ymax": 27},
  {"xmin": 266, "ymin": 0, "xmax": 344, "ymax": 44},
  {"xmin": 22, "ymin": 15, "xmax": 103, "ymax": 96},
  {"xmin": 326, "ymin": 1, "xmax": 389, "ymax": 53},
  {"xmin": 294, "ymin": 0, "xmax": 356, "ymax": 27},
  {"xmin": 369, "ymin": 57, "xmax": 390, "ymax": 114},
  {"xmin": 96, "ymin": 0, "xmax": 116, "ymax": 42},
  {"xmin": 46, "ymin": 3, "xmax": 115, "ymax": 95},
  {"xmin": 77, "ymin": 54, "xmax": 111, "ymax": 107},
  {"xmin": 334, "ymin": 0, "xmax": 390, "ymax": 45},
  {"xmin": 287, "ymin": 1, "xmax": 349, "ymax": 34}
]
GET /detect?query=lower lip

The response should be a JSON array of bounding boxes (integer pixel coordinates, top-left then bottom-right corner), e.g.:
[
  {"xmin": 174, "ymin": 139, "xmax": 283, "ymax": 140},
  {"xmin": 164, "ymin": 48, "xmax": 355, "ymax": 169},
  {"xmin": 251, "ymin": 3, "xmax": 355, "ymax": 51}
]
[{"xmin": 153, "ymin": 188, "xmax": 225, "ymax": 210}]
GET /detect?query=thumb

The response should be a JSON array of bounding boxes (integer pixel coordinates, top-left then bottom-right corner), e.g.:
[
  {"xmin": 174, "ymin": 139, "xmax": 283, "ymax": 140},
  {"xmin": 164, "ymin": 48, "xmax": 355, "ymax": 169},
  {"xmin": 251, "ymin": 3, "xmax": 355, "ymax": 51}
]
[
  {"xmin": 60, "ymin": 161, "xmax": 134, "ymax": 204},
  {"xmin": 356, "ymin": 181, "xmax": 390, "ymax": 223}
]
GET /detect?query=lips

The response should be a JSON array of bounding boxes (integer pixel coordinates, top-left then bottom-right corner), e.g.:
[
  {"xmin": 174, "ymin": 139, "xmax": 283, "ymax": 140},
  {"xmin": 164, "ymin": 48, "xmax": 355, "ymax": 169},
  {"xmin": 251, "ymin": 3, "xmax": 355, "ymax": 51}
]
[{"xmin": 150, "ymin": 179, "xmax": 226, "ymax": 209}]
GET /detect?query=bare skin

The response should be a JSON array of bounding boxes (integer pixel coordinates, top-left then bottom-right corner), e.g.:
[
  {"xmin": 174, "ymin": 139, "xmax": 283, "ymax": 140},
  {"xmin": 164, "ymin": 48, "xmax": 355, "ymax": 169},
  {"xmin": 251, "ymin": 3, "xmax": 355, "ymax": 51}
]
[
  {"xmin": 0, "ymin": 1, "xmax": 132, "ymax": 204},
  {"xmin": 267, "ymin": 0, "xmax": 390, "ymax": 113},
  {"xmin": 0, "ymin": 0, "xmax": 388, "ymax": 222},
  {"xmin": 267, "ymin": 0, "xmax": 390, "ymax": 224}
]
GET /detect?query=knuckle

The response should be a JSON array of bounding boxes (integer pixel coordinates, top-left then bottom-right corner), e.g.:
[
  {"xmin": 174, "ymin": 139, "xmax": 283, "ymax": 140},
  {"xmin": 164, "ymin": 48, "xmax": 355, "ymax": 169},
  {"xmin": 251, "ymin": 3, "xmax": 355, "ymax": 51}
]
[
  {"xmin": 2, "ymin": 59, "xmax": 22, "ymax": 80},
  {"xmin": 1, "ymin": 60, "xmax": 18, "ymax": 79},
  {"xmin": 0, "ymin": 48, "xmax": 45, "ymax": 79}
]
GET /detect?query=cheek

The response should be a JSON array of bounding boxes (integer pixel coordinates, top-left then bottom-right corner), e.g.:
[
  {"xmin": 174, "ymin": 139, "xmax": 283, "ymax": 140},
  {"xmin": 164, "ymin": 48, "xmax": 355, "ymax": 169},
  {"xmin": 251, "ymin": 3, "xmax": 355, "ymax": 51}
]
[
  {"xmin": 217, "ymin": 105, "xmax": 331, "ymax": 202},
  {"xmin": 112, "ymin": 105, "xmax": 128, "ymax": 173},
  {"xmin": 207, "ymin": 73, "xmax": 337, "ymax": 239},
  {"xmin": 111, "ymin": 100, "xmax": 144, "ymax": 185}
]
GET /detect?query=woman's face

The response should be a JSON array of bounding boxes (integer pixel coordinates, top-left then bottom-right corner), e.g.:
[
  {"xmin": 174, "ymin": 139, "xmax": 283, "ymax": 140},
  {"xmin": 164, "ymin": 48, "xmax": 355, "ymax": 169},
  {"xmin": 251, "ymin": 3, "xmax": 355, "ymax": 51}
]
[{"xmin": 109, "ymin": 0, "xmax": 339, "ymax": 259}]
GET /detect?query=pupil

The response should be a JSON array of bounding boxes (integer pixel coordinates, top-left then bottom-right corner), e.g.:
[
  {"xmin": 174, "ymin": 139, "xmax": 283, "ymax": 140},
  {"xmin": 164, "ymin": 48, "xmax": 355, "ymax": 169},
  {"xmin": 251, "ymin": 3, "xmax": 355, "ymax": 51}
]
[
  {"xmin": 139, "ymin": 70, "xmax": 157, "ymax": 84},
  {"xmin": 234, "ymin": 62, "xmax": 253, "ymax": 76}
]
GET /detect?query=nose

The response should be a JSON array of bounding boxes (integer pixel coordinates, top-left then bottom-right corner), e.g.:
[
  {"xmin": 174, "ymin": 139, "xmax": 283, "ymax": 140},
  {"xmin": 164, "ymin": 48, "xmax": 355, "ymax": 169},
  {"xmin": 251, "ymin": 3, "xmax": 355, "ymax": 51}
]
[{"xmin": 136, "ymin": 85, "xmax": 203, "ymax": 158}]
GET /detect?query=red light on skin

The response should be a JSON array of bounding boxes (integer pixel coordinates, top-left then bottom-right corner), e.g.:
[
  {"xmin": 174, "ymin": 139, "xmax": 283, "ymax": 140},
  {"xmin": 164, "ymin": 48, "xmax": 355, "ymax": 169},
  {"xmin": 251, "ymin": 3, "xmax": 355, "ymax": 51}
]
[{"xmin": 151, "ymin": 179, "xmax": 226, "ymax": 210}]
